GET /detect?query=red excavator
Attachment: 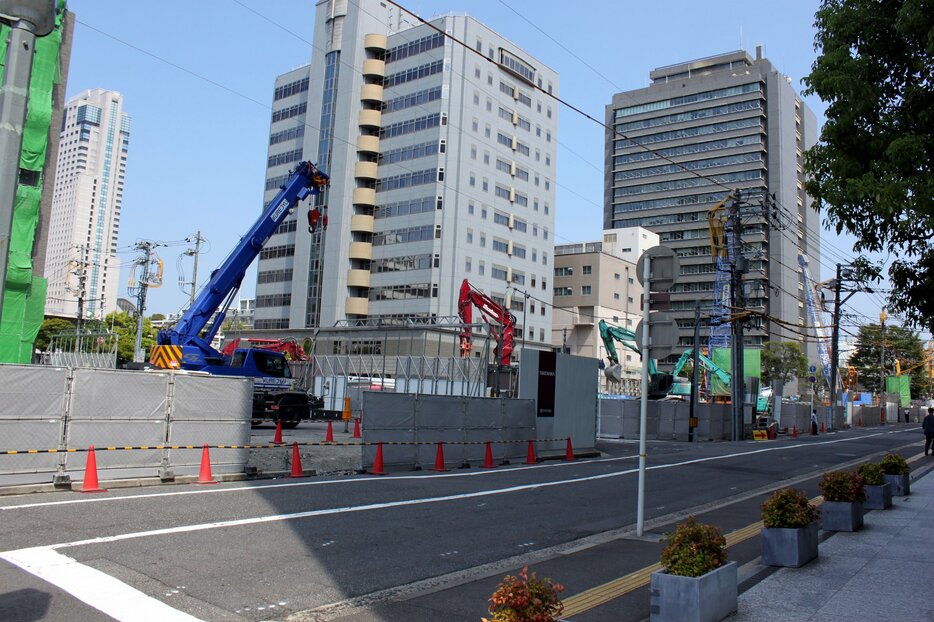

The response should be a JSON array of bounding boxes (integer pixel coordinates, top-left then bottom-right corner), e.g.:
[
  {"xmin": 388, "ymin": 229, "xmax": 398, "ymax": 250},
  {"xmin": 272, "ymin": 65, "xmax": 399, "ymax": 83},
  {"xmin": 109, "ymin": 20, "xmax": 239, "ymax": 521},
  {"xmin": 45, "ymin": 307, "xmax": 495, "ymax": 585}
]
[
  {"xmin": 221, "ymin": 338, "xmax": 308, "ymax": 362},
  {"xmin": 457, "ymin": 279, "xmax": 516, "ymax": 366}
]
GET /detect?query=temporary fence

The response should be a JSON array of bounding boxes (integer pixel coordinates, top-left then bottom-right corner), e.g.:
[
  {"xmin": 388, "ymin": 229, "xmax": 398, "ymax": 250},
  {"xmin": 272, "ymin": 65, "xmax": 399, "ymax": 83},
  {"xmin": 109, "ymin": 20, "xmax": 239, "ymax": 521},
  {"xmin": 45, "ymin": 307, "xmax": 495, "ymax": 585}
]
[{"xmin": 42, "ymin": 330, "xmax": 119, "ymax": 368}]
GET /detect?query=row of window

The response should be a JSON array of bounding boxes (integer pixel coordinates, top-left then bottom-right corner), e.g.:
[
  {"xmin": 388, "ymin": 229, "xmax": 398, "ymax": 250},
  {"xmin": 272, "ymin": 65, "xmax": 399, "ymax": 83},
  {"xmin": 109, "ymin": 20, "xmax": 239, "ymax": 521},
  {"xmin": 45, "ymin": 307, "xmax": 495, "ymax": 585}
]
[
  {"xmin": 376, "ymin": 168, "xmax": 437, "ymax": 192},
  {"xmin": 495, "ymin": 158, "xmax": 530, "ymax": 181},
  {"xmin": 372, "ymin": 224, "xmax": 438, "ymax": 246},
  {"xmin": 374, "ymin": 195, "xmax": 436, "ymax": 218},
  {"xmin": 274, "ymin": 77, "xmax": 309, "ymax": 101},
  {"xmin": 272, "ymin": 103, "xmax": 306, "ymax": 123},
  {"xmin": 254, "ymin": 319, "xmax": 290, "ymax": 330},
  {"xmin": 614, "ymin": 135, "xmax": 762, "ymax": 167},
  {"xmin": 614, "ymin": 82, "xmax": 761, "ymax": 118},
  {"xmin": 379, "ymin": 140, "xmax": 438, "ymax": 166},
  {"xmin": 380, "ymin": 112, "xmax": 441, "ymax": 139},
  {"xmin": 383, "ymin": 59, "xmax": 444, "ymax": 89},
  {"xmin": 613, "ymin": 169, "xmax": 764, "ymax": 197},
  {"xmin": 464, "ymin": 257, "xmax": 548, "ymax": 291},
  {"xmin": 256, "ymin": 293, "xmax": 292, "ymax": 308},
  {"xmin": 369, "ymin": 283, "xmax": 436, "ymax": 301},
  {"xmin": 382, "ymin": 86, "xmax": 442, "ymax": 114},
  {"xmin": 499, "ymin": 49, "xmax": 536, "ymax": 84},
  {"xmin": 371, "ymin": 253, "xmax": 436, "ymax": 272},
  {"xmin": 265, "ymin": 174, "xmax": 289, "ymax": 191},
  {"xmin": 615, "ymin": 117, "xmax": 762, "ymax": 151},
  {"xmin": 498, "ymin": 106, "xmax": 531, "ymax": 131},
  {"xmin": 616, "ymin": 99, "xmax": 761, "ymax": 133},
  {"xmin": 268, "ymin": 149, "xmax": 303, "ymax": 169},
  {"xmin": 612, "ymin": 193, "xmax": 725, "ymax": 216},
  {"xmin": 496, "ymin": 132, "xmax": 531, "ymax": 156},
  {"xmin": 385, "ymin": 32, "xmax": 445, "ymax": 64},
  {"xmin": 613, "ymin": 151, "xmax": 763, "ymax": 181},
  {"xmin": 257, "ymin": 268, "xmax": 293, "ymax": 284},
  {"xmin": 499, "ymin": 80, "xmax": 532, "ymax": 107},
  {"xmin": 274, "ymin": 219, "xmax": 297, "ymax": 235},
  {"xmin": 269, "ymin": 125, "xmax": 304, "ymax": 146},
  {"xmin": 259, "ymin": 244, "xmax": 295, "ymax": 260}
]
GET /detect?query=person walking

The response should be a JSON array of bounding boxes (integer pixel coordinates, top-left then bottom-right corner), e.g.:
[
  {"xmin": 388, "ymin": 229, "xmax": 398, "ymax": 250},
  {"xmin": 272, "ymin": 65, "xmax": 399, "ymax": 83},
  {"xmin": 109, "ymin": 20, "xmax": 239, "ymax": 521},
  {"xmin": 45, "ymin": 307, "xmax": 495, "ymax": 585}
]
[
  {"xmin": 810, "ymin": 410, "xmax": 819, "ymax": 436},
  {"xmin": 923, "ymin": 407, "xmax": 934, "ymax": 456}
]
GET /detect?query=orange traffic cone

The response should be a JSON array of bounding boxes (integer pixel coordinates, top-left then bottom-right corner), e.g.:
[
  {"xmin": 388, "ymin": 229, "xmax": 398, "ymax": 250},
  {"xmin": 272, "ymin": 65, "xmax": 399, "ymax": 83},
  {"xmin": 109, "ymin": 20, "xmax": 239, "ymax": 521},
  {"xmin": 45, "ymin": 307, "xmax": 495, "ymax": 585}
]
[
  {"xmin": 565, "ymin": 437, "xmax": 575, "ymax": 461},
  {"xmin": 288, "ymin": 442, "xmax": 304, "ymax": 478},
  {"xmin": 325, "ymin": 420, "xmax": 334, "ymax": 443},
  {"xmin": 792, "ymin": 424, "xmax": 798, "ymax": 439},
  {"xmin": 432, "ymin": 441, "xmax": 448, "ymax": 472},
  {"xmin": 370, "ymin": 442, "xmax": 386, "ymax": 475},
  {"xmin": 525, "ymin": 439, "xmax": 537, "ymax": 464},
  {"xmin": 353, "ymin": 418, "xmax": 361, "ymax": 439},
  {"xmin": 273, "ymin": 419, "xmax": 284, "ymax": 445},
  {"xmin": 821, "ymin": 421, "xmax": 826, "ymax": 434},
  {"xmin": 482, "ymin": 441, "xmax": 496, "ymax": 468},
  {"xmin": 79, "ymin": 446, "xmax": 106, "ymax": 493},
  {"xmin": 196, "ymin": 444, "xmax": 218, "ymax": 485}
]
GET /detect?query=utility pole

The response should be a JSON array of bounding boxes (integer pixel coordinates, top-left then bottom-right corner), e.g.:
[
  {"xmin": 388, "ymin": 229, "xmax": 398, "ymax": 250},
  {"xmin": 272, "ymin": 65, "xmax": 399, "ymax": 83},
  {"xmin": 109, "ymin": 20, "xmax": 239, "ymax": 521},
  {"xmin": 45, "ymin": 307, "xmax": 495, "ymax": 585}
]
[
  {"xmin": 130, "ymin": 241, "xmax": 156, "ymax": 363},
  {"xmin": 880, "ymin": 308, "xmax": 886, "ymax": 425},
  {"xmin": 70, "ymin": 244, "xmax": 89, "ymax": 334},
  {"xmin": 181, "ymin": 231, "xmax": 204, "ymax": 308},
  {"xmin": 728, "ymin": 191, "xmax": 746, "ymax": 442},
  {"xmin": 689, "ymin": 302, "xmax": 701, "ymax": 442}
]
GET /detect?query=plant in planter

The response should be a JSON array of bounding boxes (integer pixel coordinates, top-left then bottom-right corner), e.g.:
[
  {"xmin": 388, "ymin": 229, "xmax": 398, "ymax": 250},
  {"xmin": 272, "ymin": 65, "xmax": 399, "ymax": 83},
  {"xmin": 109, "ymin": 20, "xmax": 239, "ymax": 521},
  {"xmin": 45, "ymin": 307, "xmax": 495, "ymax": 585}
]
[
  {"xmin": 483, "ymin": 566, "xmax": 564, "ymax": 622},
  {"xmin": 880, "ymin": 453, "xmax": 911, "ymax": 496},
  {"xmin": 819, "ymin": 470, "xmax": 865, "ymax": 531},
  {"xmin": 856, "ymin": 462, "xmax": 892, "ymax": 510},
  {"xmin": 760, "ymin": 488, "xmax": 820, "ymax": 567},
  {"xmin": 650, "ymin": 516, "xmax": 737, "ymax": 622}
]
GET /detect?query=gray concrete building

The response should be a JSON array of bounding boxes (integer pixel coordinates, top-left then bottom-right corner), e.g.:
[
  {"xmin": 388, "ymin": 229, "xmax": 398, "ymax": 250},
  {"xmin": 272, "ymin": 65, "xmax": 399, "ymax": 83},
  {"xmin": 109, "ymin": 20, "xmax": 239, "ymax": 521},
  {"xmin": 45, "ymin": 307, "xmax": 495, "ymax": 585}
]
[
  {"xmin": 254, "ymin": 0, "xmax": 558, "ymax": 355},
  {"xmin": 605, "ymin": 49, "xmax": 819, "ymax": 366}
]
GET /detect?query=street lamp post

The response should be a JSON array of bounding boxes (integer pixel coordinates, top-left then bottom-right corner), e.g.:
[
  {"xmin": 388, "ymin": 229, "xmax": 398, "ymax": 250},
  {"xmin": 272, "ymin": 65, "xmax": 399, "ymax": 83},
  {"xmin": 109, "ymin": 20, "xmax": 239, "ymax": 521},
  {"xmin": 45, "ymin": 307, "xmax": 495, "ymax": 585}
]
[{"xmin": 880, "ymin": 308, "xmax": 886, "ymax": 425}]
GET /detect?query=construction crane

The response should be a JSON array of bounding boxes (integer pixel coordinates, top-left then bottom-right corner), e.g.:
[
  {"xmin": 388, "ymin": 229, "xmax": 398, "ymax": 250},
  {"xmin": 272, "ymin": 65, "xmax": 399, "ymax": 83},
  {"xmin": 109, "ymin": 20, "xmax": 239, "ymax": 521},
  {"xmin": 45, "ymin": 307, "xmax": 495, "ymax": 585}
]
[
  {"xmin": 798, "ymin": 253, "xmax": 841, "ymax": 397},
  {"xmin": 457, "ymin": 279, "xmax": 516, "ymax": 367},
  {"xmin": 707, "ymin": 193, "xmax": 736, "ymax": 352}
]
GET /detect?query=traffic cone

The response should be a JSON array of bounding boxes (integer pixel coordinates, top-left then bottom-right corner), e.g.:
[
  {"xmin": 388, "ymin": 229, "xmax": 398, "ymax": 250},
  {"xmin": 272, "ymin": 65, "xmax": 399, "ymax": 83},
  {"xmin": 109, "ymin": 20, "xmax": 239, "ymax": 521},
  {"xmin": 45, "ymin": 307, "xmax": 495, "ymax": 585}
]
[
  {"xmin": 196, "ymin": 444, "xmax": 218, "ymax": 485},
  {"xmin": 525, "ymin": 439, "xmax": 537, "ymax": 464},
  {"xmin": 565, "ymin": 437, "xmax": 575, "ymax": 461},
  {"xmin": 482, "ymin": 441, "xmax": 496, "ymax": 468},
  {"xmin": 325, "ymin": 420, "xmax": 334, "ymax": 443},
  {"xmin": 273, "ymin": 419, "xmax": 284, "ymax": 445},
  {"xmin": 79, "ymin": 446, "xmax": 106, "ymax": 493},
  {"xmin": 821, "ymin": 421, "xmax": 826, "ymax": 434},
  {"xmin": 288, "ymin": 442, "xmax": 304, "ymax": 478},
  {"xmin": 432, "ymin": 441, "xmax": 448, "ymax": 472},
  {"xmin": 792, "ymin": 424, "xmax": 798, "ymax": 439},
  {"xmin": 370, "ymin": 442, "xmax": 386, "ymax": 475},
  {"xmin": 353, "ymin": 417, "xmax": 361, "ymax": 439}
]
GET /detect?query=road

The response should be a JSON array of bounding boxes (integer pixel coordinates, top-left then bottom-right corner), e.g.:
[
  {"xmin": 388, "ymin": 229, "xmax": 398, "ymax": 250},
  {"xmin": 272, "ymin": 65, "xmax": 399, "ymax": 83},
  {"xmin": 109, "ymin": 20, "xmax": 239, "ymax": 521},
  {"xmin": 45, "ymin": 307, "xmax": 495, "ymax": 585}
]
[{"xmin": 0, "ymin": 424, "xmax": 924, "ymax": 622}]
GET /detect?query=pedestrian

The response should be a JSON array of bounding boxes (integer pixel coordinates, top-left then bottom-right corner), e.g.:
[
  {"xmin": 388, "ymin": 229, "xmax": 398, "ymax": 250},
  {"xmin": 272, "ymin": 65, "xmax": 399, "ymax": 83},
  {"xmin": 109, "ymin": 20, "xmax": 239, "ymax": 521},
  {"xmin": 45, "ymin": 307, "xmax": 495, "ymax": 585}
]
[
  {"xmin": 923, "ymin": 407, "xmax": 934, "ymax": 456},
  {"xmin": 810, "ymin": 410, "xmax": 819, "ymax": 436}
]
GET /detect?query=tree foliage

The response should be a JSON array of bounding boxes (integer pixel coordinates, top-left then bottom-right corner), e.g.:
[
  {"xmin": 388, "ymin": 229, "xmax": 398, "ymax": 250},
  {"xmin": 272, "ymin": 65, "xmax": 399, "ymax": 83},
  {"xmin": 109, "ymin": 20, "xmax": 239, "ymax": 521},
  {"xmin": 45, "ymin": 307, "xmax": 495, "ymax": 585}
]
[
  {"xmin": 803, "ymin": 0, "xmax": 934, "ymax": 328},
  {"xmin": 760, "ymin": 341, "xmax": 808, "ymax": 385},
  {"xmin": 848, "ymin": 323, "xmax": 929, "ymax": 396},
  {"xmin": 34, "ymin": 318, "xmax": 75, "ymax": 351},
  {"xmin": 102, "ymin": 312, "xmax": 157, "ymax": 365}
]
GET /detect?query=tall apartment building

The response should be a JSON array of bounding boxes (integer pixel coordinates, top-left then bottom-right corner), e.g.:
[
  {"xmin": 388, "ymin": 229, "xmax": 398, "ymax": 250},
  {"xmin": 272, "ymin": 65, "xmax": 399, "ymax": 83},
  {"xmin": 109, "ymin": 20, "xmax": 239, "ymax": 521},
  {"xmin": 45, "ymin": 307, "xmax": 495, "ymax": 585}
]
[
  {"xmin": 605, "ymin": 50, "xmax": 819, "ymax": 365},
  {"xmin": 552, "ymin": 228, "xmax": 657, "ymax": 388},
  {"xmin": 255, "ymin": 0, "xmax": 558, "ymax": 350},
  {"xmin": 44, "ymin": 89, "xmax": 129, "ymax": 320}
]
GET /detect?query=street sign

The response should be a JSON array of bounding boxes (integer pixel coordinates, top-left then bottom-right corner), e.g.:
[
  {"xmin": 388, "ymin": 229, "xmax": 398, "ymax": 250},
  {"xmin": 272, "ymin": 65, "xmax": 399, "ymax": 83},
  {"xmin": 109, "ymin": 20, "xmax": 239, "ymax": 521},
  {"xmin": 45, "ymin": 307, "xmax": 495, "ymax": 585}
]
[
  {"xmin": 808, "ymin": 375, "xmax": 817, "ymax": 384},
  {"xmin": 635, "ymin": 311, "xmax": 679, "ymax": 359},
  {"xmin": 636, "ymin": 246, "xmax": 679, "ymax": 292},
  {"xmin": 808, "ymin": 365, "xmax": 817, "ymax": 373}
]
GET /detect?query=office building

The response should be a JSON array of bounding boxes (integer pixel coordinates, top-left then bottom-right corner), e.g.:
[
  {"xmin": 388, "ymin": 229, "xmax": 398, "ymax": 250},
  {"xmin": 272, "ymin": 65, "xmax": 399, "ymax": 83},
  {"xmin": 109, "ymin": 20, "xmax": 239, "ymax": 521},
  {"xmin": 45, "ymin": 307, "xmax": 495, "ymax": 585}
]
[
  {"xmin": 44, "ymin": 88, "xmax": 130, "ymax": 320},
  {"xmin": 254, "ymin": 0, "xmax": 558, "ymax": 352},
  {"xmin": 605, "ymin": 49, "xmax": 819, "ymax": 365}
]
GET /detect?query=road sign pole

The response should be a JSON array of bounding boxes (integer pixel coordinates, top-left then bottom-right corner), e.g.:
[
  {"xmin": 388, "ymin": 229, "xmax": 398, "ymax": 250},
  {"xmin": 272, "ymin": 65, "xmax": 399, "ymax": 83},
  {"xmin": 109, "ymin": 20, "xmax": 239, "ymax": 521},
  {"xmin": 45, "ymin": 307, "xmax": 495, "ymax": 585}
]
[{"xmin": 636, "ymin": 254, "xmax": 651, "ymax": 537}]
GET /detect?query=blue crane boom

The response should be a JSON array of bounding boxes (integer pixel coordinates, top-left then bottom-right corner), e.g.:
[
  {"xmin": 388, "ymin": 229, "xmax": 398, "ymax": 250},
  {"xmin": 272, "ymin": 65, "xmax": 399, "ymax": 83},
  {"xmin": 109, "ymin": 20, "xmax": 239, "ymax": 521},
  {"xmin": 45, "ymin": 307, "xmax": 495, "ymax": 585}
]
[{"xmin": 157, "ymin": 161, "xmax": 329, "ymax": 367}]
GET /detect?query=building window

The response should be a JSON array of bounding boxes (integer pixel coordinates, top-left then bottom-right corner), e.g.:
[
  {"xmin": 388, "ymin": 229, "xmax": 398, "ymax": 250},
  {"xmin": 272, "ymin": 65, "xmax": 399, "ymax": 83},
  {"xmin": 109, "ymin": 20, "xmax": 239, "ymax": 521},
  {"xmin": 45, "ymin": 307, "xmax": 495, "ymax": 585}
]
[
  {"xmin": 582, "ymin": 286, "xmax": 592, "ymax": 295},
  {"xmin": 582, "ymin": 265, "xmax": 592, "ymax": 275}
]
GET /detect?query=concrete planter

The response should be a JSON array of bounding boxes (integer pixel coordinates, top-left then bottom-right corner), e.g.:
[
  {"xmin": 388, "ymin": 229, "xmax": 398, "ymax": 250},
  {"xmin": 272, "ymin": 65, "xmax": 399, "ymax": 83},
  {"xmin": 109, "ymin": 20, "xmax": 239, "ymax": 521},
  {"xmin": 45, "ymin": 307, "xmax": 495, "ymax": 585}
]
[
  {"xmin": 884, "ymin": 473, "xmax": 910, "ymax": 496},
  {"xmin": 864, "ymin": 483, "xmax": 892, "ymax": 510},
  {"xmin": 760, "ymin": 522, "xmax": 819, "ymax": 568},
  {"xmin": 650, "ymin": 561, "xmax": 737, "ymax": 622},
  {"xmin": 821, "ymin": 500, "xmax": 864, "ymax": 532}
]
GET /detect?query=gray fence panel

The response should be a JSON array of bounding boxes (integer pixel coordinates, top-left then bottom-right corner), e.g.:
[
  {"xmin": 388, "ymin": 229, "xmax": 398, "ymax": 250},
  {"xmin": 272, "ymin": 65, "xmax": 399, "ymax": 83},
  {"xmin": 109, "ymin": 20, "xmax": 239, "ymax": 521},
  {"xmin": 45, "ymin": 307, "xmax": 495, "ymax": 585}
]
[
  {"xmin": 465, "ymin": 397, "xmax": 500, "ymax": 429},
  {"xmin": 416, "ymin": 395, "xmax": 467, "ymax": 429},
  {"xmin": 171, "ymin": 375, "xmax": 253, "ymax": 421},
  {"xmin": 465, "ymin": 430, "xmax": 500, "ymax": 463},
  {"xmin": 167, "ymin": 421, "xmax": 250, "ymax": 475},
  {"xmin": 361, "ymin": 430, "xmax": 418, "ymax": 467},
  {"xmin": 0, "ymin": 365, "xmax": 68, "ymax": 483},
  {"xmin": 503, "ymin": 399, "xmax": 535, "ymax": 429},
  {"xmin": 70, "ymin": 368, "xmax": 169, "ymax": 421},
  {"xmin": 415, "ymin": 430, "xmax": 465, "ymax": 468},
  {"xmin": 598, "ymin": 398, "xmax": 625, "ymax": 438},
  {"xmin": 363, "ymin": 392, "xmax": 416, "ymax": 429},
  {"xmin": 65, "ymin": 420, "xmax": 165, "ymax": 478}
]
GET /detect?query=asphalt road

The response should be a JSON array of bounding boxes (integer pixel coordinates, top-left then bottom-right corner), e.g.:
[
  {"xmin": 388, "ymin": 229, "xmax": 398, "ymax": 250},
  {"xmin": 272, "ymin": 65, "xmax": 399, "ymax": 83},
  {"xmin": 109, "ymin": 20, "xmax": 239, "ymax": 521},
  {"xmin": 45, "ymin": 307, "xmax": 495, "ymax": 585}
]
[{"xmin": 0, "ymin": 424, "xmax": 925, "ymax": 622}]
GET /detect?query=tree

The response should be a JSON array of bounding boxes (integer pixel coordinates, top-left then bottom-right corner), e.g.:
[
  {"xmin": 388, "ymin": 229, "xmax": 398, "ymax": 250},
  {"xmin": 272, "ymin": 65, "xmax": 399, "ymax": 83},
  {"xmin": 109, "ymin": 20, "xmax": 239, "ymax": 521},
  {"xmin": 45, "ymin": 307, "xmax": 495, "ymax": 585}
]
[
  {"xmin": 103, "ymin": 311, "xmax": 157, "ymax": 365},
  {"xmin": 34, "ymin": 318, "xmax": 75, "ymax": 351},
  {"xmin": 803, "ymin": 1, "xmax": 934, "ymax": 329},
  {"xmin": 150, "ymin": 313, "xmax": 166, "ymax": 321},
  {"xmin": 761, "ymin": 342, "xmax": 808, "ymax": 385},
  {"xmin": 849, "ymin": 323, "xmax": 929, "ymax": 397}
]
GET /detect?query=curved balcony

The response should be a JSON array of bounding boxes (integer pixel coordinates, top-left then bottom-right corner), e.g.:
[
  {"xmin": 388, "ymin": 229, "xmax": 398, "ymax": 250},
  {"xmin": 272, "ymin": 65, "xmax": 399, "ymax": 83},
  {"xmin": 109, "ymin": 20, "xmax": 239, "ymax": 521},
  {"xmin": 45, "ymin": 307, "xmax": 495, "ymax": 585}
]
[
  {"xmin": 348, "ymin": 242, "xmax": 373, "ymax": 261},
  {"xmin": 359, "ymin": 109, "xmax": 382, "ymax": 128},
  {"xmin": 346, "ymin": 269, "xmax": 372, "ymax": 288},
  {"xmin": 345, "ymin": 297, "xmax": 369, "ymax": 316},
  {"xmin": 354, "ymin": 161, "xmax": 378, "ymax": 181},
  {"xmin": 352, "ymin": 187, "xmax": 376, "ymax": 206},
  {"xmin": 350, "ymin": 214, "xmax": 375, "ymax": 233},
  {"xmin": 362, "ymin": 59, "xmax": 386, "ymax": 78},
  {"xmin": 356, "ymin": 135, "xmax": 380, "ymax": 154},
  {"xmin": 360, "ymin": 83, "xmax": 384, "ymax": 102},
  {"xmin": 364, "ymin": 34, "xmax": 388, "ymax": 52}
]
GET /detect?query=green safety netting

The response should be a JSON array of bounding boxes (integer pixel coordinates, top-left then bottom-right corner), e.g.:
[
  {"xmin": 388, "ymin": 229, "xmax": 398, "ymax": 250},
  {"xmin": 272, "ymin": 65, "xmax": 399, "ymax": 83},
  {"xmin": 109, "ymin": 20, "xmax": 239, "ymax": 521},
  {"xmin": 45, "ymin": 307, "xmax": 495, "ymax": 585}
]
[
  {"xmin": 0, "ymin": 1, "xmax": 65, "ymax": 362},
  {"xmin": 885, "ymin": 375, "xmax": 911, "ymax": 407},
  {"xmin": 709, "ymin": 347, "xmax": 761, "ymax": 397}
]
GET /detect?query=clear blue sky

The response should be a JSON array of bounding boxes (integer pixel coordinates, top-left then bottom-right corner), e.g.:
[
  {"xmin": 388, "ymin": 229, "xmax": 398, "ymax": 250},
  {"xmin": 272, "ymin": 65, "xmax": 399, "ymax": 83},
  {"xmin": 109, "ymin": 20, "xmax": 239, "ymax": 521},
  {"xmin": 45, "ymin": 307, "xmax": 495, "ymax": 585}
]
[{"xmin": 62, "ymin": 0, "xmax": 895, "ymax": 344}]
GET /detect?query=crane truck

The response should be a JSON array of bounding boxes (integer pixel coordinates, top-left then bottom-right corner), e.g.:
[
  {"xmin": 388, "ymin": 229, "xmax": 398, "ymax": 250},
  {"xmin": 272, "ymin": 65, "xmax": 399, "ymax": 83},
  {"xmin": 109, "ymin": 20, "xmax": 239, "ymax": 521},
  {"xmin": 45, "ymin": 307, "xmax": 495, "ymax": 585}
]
[{"xmin": 150, "ymin": 161, "xmax": 330, "ymax": 427}]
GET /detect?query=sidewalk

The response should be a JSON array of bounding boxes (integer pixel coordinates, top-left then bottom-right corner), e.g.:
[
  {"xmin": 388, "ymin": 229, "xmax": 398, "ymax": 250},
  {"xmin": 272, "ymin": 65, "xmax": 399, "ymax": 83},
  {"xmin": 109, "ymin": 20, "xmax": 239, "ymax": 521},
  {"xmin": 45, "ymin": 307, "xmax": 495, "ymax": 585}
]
[{"xmin": 733, "ymin": 464, "xmax": 934, "ymax": 622}]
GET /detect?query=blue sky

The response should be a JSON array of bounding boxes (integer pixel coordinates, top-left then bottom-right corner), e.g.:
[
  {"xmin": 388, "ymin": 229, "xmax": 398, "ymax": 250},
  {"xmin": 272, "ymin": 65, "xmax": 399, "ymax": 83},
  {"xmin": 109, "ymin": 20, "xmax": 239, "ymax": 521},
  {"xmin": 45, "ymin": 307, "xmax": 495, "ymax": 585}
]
[{"xmin": 62, "ymin": 0, "xmax": 893, "ymax": 343}]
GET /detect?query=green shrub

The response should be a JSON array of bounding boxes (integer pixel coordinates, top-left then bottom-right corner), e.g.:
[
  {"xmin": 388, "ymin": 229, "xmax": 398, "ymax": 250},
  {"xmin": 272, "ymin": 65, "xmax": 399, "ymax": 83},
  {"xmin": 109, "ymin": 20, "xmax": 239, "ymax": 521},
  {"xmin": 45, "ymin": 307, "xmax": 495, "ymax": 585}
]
[
  {"xmin": 819, "ymin": 470, "xmax": 866, "ymax": 503},
  {"xmin": 856, "ymin": 463, "xmax": 885, "ymax": 486},
  {"xmin": 761, "ymin": 488, "xmax": 820, "ymax": 528},
  {"xmin": 879, "ymin": 453, "xmax": 910, "ymax": 475},
  {"xmin": 660, "ymin": 516, "xmax": 727, "ymax": 578},
  {"xmin": 483, "ymin": 566, "xmax": 564, "ymax": 622}
]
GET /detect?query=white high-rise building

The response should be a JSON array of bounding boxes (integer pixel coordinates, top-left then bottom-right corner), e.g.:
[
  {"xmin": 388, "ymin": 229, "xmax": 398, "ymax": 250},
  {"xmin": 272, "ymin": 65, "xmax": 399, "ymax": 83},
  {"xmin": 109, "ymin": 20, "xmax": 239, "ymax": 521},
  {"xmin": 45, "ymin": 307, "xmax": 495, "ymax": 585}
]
[
  {"xmin": 44, "ymin": 89, "xmax": 129, "ymax": 320},
  {"xmin": 254, "ymin": 0, "xmax": 558, "ymax": 348}
]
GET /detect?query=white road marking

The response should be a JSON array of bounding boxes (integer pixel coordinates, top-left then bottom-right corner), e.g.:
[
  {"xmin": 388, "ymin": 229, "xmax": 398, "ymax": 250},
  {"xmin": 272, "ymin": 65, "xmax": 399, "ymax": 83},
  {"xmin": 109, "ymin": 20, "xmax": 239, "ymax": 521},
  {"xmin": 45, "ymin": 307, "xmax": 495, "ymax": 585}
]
[{"xmin": 0, "ymin": 547, "xmax": 202, "ymax": 621}]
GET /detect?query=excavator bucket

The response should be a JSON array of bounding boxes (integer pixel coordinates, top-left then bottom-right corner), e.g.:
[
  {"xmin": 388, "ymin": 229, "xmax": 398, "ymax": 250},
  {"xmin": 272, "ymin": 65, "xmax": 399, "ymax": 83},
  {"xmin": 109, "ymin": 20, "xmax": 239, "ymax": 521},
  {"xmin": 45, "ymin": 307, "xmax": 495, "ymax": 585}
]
[{"xmin": 604, "ymin": 363, "xmax": 623, "ymax": 383}]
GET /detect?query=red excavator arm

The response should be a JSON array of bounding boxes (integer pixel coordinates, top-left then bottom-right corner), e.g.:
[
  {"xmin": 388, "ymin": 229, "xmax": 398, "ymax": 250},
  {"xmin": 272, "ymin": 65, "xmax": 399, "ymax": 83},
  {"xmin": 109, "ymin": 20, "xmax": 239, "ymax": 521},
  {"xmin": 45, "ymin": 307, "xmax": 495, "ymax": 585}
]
[
  {"xmin": 458, "ymin": 279, "xmax": 516, "ymax": 366},
  {"xmin": 221, "ymin": 338, "xmax": 308, "ymax": 361}
]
